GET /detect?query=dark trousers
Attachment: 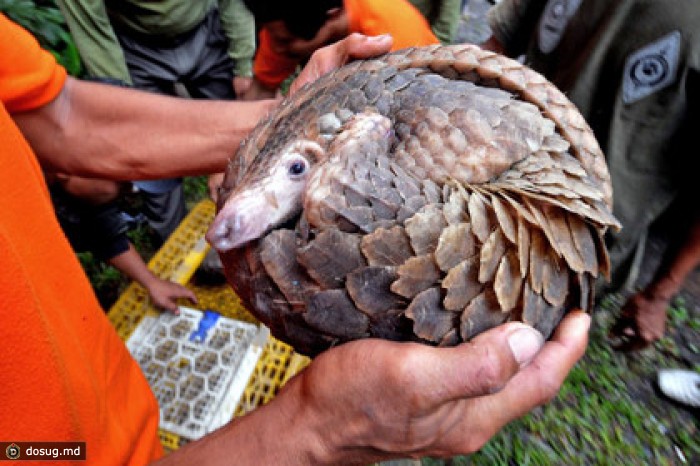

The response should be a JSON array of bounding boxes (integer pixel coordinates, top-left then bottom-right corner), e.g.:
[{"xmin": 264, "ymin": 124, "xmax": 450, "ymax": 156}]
[
  {"xmin": 50, "ymin": 184, "xmax": 130, "ymax": 262},
  {"xmin": 115, "ymin": 8, "xmax": 237, "ymax": 241}
]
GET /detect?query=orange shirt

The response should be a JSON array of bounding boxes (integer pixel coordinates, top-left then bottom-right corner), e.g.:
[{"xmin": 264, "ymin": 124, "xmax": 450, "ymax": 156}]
[
  {"xmin": 343, "ymin": 0, "xmax": 439, "ymax": 48},
  {"xmin": 253, "ymin": 0, "xmax": 439, "ymax": 88},
  {"xmin": 0, "ymin": 14, "xmax": 162, "ymax": 465}
]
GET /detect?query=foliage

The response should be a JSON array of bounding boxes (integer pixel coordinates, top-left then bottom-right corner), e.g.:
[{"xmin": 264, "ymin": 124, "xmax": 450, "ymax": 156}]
[
  {"xmin": 77, "ymin": 251, "xmax": 124, "ymax": 309},
  {"xmin": 184, "ymin": 176, "xmax": 209, "ymax": 209},
  {"xmin": 0, "ymin": 0, "xmax": 82, "ymax": 75}
]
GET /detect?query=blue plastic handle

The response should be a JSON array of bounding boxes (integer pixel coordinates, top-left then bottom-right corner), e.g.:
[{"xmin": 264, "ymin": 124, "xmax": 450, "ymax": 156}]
[{"xmin": 189, "ymin": 309, "xmax": 220, "ymax": 343}]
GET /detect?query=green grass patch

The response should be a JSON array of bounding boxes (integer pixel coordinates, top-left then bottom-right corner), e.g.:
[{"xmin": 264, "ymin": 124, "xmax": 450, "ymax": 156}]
[{"xmin": 423, "ymin": 315, "xmax": 698, "ymax": 465}]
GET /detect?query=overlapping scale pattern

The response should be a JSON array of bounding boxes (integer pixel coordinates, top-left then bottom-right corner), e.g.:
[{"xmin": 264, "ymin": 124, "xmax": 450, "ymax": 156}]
[{"xmin": 216, "ymin": 45, "xmax": 619, "ymax": 356}]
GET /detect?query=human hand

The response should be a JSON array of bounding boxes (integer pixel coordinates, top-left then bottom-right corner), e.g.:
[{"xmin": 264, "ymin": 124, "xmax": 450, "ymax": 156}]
[
  {"xmin": 208, "ymin": 172, "xmax": 225, "ymax": 203},
  {"xmin": 145, "ymin": 277, "xmax": 197, "ymax": 314},
  {"xmin": 289, "ymin": 33, "xmax": 393, "ymax": 95},
  {"xmin": 233, "ymin": 76, "xmax": 253, "ymax": 99},
  {"xmin": 162, "ymin": 311, "xmax": 589, "ymax": 464},
  {"xmin": 275, "ymin": 311, "xmax": 590, "ymax": 464},
  {"xmin": 479, "ymin": 35, "xmax": 506, "ymax": 54},
  {"xmin": 240, "ymin": 78, "xmax": 279, "ymax": 101},
  {"xmin": 57, "ymin": 174, "xmax": 123, "ymax": 205},
  {"xmin": 609, "ymin": 291, "xmax": 668, "ymax": 351}
]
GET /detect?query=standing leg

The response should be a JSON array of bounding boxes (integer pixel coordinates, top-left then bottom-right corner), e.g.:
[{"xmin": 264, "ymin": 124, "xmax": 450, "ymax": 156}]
[
  {"xmin": 181, "ymin": 8, "xmax": 237, "ymax": 100},
  {"xmin": 610, "ymin": 200, "xmax": 700, "ymax": 351},
  {"xmin": 138, "ymin": 184, "xmax": 187, "ymax": 243},
  {"xmin": 115, "ymin": 30, "xmax": 189, "ymax": 242}
]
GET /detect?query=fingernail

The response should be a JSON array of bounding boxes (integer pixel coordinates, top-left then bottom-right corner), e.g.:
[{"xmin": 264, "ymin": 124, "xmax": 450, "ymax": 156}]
[
  {"xmin": 368, "ymin": 34, "xmax": 391, "ymax": 42},
  {"xmin": 508, "ymin": 326, "xmax": 544, "ymax": 367}
]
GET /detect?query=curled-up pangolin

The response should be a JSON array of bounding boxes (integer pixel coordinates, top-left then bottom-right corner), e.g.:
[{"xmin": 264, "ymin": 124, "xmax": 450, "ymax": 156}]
[{"xmin": 206, "ymin": 44, "xmax": 620, "ymax": 357}]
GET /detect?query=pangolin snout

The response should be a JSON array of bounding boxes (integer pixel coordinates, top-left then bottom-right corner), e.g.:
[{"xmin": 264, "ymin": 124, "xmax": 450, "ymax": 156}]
[{"xmin": 206, "ymin": 210, "xmax": 256, "ymax": 252}]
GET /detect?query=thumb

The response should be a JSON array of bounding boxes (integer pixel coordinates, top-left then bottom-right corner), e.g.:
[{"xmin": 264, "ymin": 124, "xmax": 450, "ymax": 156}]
[
  {"xmin": 415, "ymin": 322, "xmax": 545, "ymax": 403},
  {"xmin": 342, "ymin": 33, "xmax": 394, "ymax": 60}
]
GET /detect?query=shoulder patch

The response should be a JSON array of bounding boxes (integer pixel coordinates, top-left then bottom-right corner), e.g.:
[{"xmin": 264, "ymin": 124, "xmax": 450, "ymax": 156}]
[
  {"xmin": 538, "ymin": 0, "xmax": 583, "ymax": 54},
  {"xmin": 623, "ymin": 31, "xmax": 681, "ymax": 104}
]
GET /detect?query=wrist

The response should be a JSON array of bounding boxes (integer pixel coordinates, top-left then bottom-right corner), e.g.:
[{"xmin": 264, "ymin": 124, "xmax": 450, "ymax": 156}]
[
  {"xmin": 645, "ymin": 270, "xmax": 686, "ymax": 301},
  {"xmin": 139, "ymin": 271, "xmax": 163, "ymax": 290},
  {"xmin": 278, "ymin": 362, "xmax": 392, "ymax": 466},
  {"xmin": 273, "ymin": 375, "xmax": 337, "ymax": 465}
]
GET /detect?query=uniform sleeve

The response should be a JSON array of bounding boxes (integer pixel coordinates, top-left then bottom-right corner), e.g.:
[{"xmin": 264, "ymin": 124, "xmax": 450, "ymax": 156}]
[
  {"xmin": 55, "ymin": 0, "xmax": 132, "ymax": 83},
  {"xmin": 217, "ymin": 0, "xmax": 256, "ymax": 77},
  {"xmin": 487, "ymin": 0, "xmax": 548, "ymax": 57},
  {"xmin": 253, "ymin": 28, "xmax": 301, "ymax": 89},
  {"xmin": 408, "ymin": 0, "xmax": 462, "ymax": 44},
  {"xmin": 345, "ymin": 0, "xmax": 439, "ymax": 49},
  {"xmin": 0, "ymin": 14, "xmax": 67, "ymax": 113},
  {"xmin": 429, "ymin": 0, "xmax": 462, "ymax": 44}
]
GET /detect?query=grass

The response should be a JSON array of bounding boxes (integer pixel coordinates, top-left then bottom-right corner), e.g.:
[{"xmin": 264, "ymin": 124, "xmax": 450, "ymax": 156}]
[{"xmin": 423, "ymin": 296, "xmax": 699, "ymax": 465}]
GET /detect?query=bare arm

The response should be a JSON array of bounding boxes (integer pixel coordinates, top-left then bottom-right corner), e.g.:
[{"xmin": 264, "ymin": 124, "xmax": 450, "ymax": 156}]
[
  {"xmin": 157, "ymin": 311, "xmax": 590, "ymax": 465},
  {"xmin": 13, "ymin": 34, "xmax": 393, "ymax": 183},
  {"xmin": 611, "ymin": 215, "xmax": 700, "ymax": 349},
  {"xmin": 644, "ymin": 215, "xmax": 700, "ymax": 301},
  {"xmin": 108, "ymin": 243, "xmax": 197, "ymax": 314},
  {"xmin": 12, "ymin": 78, "xmax": 278, "ymax": 181}
]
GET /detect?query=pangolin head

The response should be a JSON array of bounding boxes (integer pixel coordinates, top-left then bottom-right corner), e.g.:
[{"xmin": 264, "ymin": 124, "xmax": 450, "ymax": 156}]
[
  {"xmin": 206, "ymin": 139, "xmax": 325, "ymax": 252},
  {"xmin": 207, "ymin": 111, "xmax": 393, "ymax": 252}
]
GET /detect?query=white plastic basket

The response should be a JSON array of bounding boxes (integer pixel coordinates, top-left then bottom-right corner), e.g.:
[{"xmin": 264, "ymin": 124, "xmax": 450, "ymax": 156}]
[{"xmin": 126, "ymin": 306, "xmax": 269, "ymax": 440}]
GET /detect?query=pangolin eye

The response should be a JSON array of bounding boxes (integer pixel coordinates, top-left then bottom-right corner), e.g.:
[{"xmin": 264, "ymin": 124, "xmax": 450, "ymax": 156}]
[{"xmin": 288, "ymin": 159, "xmax": 307, "ymax": 177}]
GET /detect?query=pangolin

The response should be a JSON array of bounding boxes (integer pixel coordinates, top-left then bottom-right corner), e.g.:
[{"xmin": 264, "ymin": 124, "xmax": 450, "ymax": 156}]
[{"xmin": 206, "ymin": 44, "xmax": 620, "ymax": 357}]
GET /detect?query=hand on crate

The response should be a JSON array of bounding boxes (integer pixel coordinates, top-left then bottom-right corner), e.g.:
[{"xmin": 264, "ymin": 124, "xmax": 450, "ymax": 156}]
[{"xmin": 143, "ymin": 276, "xmax": 197, "ymax": 314}]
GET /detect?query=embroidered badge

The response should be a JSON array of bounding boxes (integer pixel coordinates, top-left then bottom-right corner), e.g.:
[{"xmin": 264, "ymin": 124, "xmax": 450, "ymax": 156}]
[
  {"xmin": 538, "ymin": 0, "xmax": 583, "ymax": 54},
  {"xmin": 623, "ymin": 31, "xmax": 681, "ymax": 104}
]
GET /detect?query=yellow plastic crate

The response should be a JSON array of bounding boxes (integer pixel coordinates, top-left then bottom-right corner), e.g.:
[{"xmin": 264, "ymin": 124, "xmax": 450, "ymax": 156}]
[{"xmin": 108, "ymin": 199, "xmax": 310, "ymax": 452}]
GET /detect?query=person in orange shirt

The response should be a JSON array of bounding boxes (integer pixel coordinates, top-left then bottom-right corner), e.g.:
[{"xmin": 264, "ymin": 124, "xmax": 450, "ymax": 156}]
[
  {"xmin": 1, "ymin": 13, "xmax": 590, "ymax": 465},
  {"xmin": 242, "ymin": 0, "xmax": 441, "ymax": 99}
]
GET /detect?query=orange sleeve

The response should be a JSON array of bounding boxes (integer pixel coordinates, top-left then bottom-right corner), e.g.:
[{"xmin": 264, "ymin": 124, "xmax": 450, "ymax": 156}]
[
  {"xmin": 0, "ymin": 14, "xmax": 163, "ymax": 464},
  {"xmin": 253, "ymin": 28, "xmax": 302, "ymax": 89},
  {"xmin": 345, "ymin": 0, "xmax": 439, "ymax": 50},
  {"xmin": 253, "ymin": 0, "xmax": 439, "ymax": 89},
  {"xmin": 0, "ymin": 13, "xmax": 67, "ymax": 113}
]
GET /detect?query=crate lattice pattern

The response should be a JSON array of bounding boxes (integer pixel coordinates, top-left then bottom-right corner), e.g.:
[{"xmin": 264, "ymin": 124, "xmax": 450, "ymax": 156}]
[{"xmin": 127, "ymin": 307, "xmax": 264, "ymax": 441}]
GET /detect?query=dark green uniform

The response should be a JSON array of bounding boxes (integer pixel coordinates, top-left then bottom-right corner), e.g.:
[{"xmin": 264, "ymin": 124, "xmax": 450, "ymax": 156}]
[
  {"xmin": 410, "ymin": 0, "xmax": 463, "ymax": 44},
  {"xmin": 56, "ymin": 0, "xmax": 255, "ymax": 240},
  {"xmin": 57, "ymin": 0, "xmax": 254, "ymax": 83},
  {"xmin": 489, "ymin": 0, "xmax": 699, "ymax": 288}
]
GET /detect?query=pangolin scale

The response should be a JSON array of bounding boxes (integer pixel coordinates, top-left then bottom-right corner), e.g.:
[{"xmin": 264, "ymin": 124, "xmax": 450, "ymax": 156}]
[{"xmin": 207, "ymin": 44, "xmax": 620, "ymax": 357}]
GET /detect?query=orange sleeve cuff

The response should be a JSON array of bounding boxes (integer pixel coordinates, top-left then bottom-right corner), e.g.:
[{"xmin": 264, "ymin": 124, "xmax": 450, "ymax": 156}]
[
  {"xmin": 0, "ymin": 14, "xmax": 67, "ymax": 113},
  {"xmin": 253, "ymin": 28, "xmax": 302, "ymax": 89}
]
